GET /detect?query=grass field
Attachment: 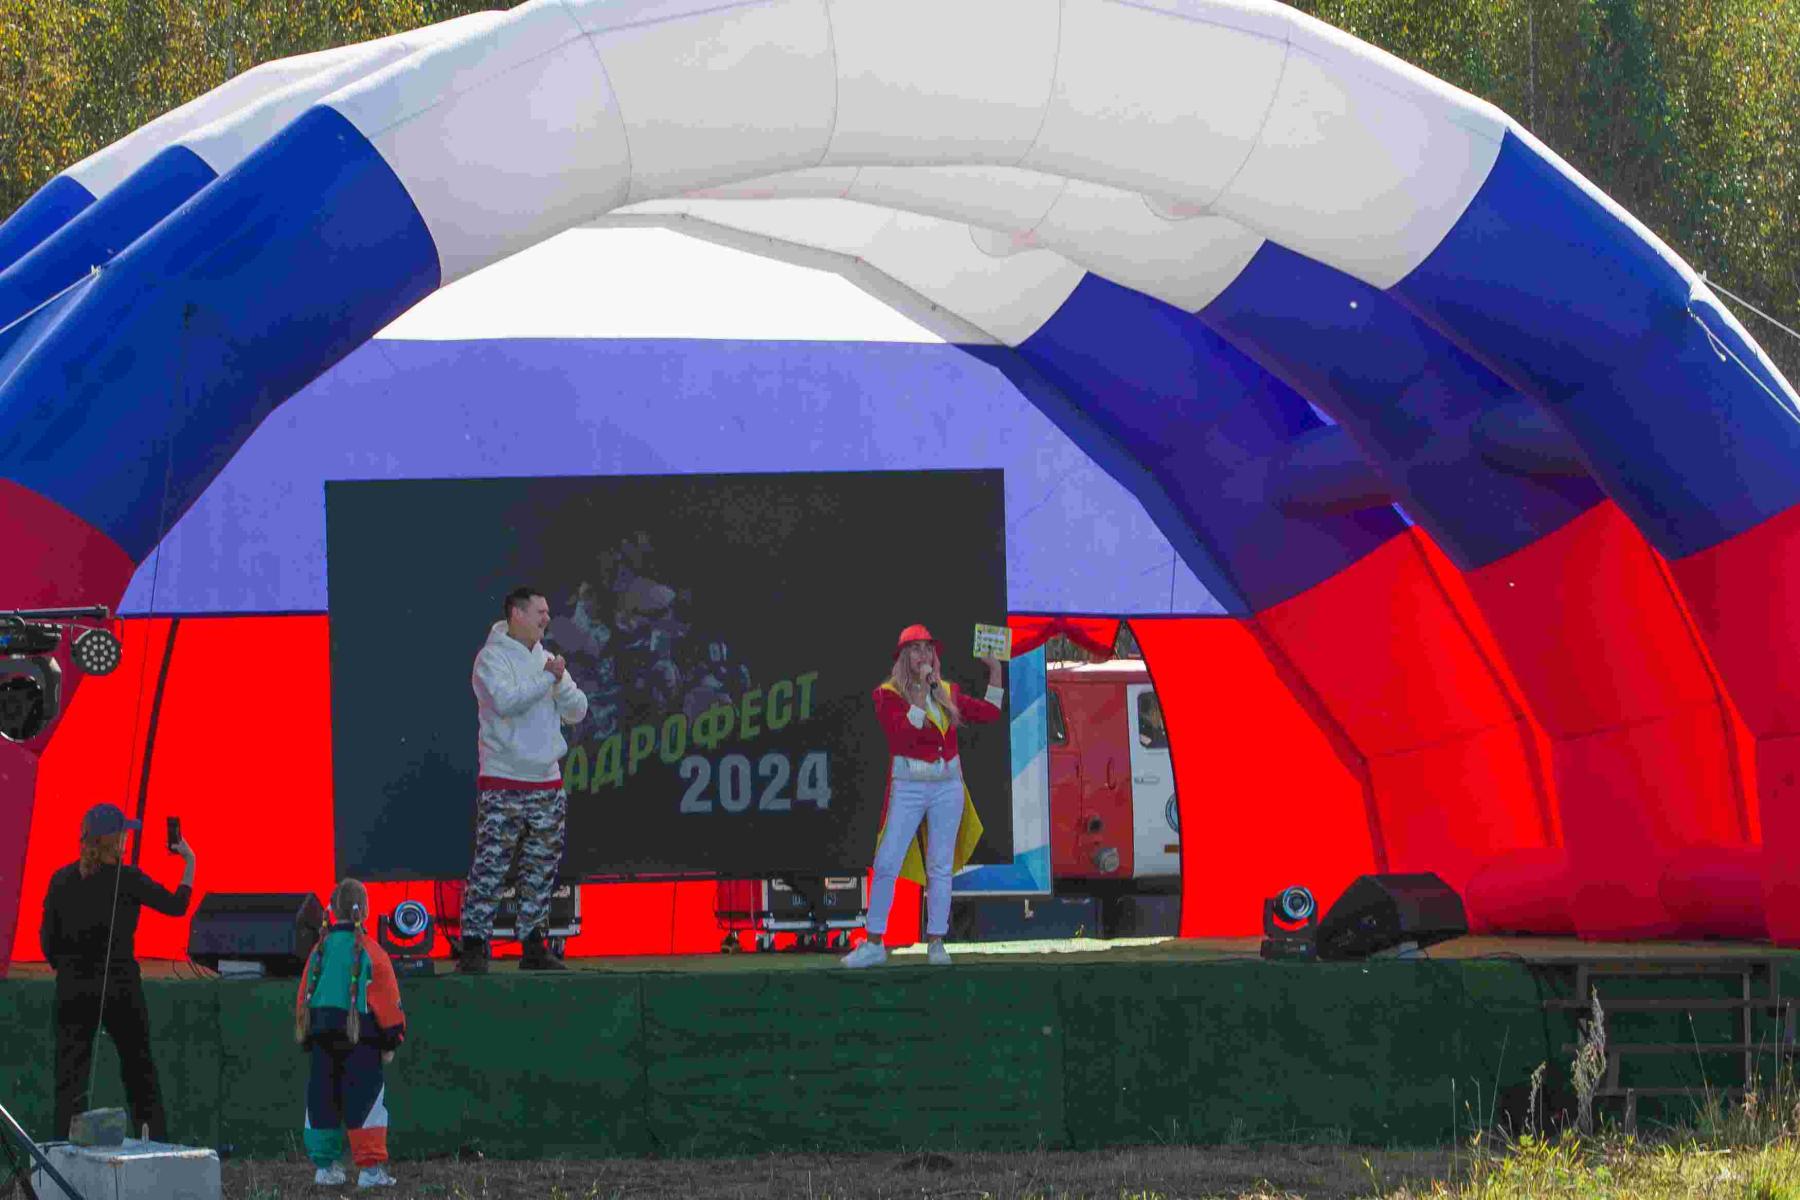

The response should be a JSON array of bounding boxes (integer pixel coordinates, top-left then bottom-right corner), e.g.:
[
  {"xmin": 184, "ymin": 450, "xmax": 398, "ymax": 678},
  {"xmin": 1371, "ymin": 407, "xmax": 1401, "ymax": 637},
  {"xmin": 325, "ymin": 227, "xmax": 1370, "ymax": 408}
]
[
  {"xmin": 46, "ymin": 936, "xmax": 1800, "ymax": 1196},
  {"xmin": 222, "ymin": 1142, "xmax": 1458, "ymax": 1199},
  {"xmin": 218, "ymin": 1130, "xmax": 1800, "ymax": 1199},
  {"xmin": 214, "ymin": 1002, "xmax": 1800, "ymax": 1200}
]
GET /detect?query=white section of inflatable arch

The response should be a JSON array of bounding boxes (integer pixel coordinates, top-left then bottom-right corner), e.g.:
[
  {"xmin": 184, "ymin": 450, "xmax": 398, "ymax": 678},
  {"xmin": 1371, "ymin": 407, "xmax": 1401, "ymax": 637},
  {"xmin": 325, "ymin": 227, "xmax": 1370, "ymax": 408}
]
[
  {"xmin": 604, "ymin": 199, "xmax": 1086, "ymax": 348},
  {"xmin": 39, "ymin": 0, "xmax": 1769, "ymax": 379},
  {"xmin": 177, "ymin": 12, "xmax": 506, "ymax": 178},
  {"xmin": 678, "ymin": 165, "xmax": 1268, "ymax": 317},
  {"xmin": 373, "ymin": 224, "xmax": 962, "ymax": 344},
  {"xmin": 597, "ymin": 202, "xmax": 1088, "ymax": 354},
  {"xmin": 316, "ymin": 0, "xmax": 1508, "ymax": 291},
  {"xmin": 61, "ymin": 12, "xmax": 499, "ymax": 196}
]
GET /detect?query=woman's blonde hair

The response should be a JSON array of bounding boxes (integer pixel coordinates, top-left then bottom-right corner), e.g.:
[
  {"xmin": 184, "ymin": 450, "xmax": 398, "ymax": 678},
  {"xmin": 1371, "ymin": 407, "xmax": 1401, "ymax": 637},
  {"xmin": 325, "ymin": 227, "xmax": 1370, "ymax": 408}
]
[
  {"xmin": 78, "ymin": 833, "xmax": 125, "ymax": 879},
  {"xmin": 888, "ymin": 641, "xmax": 959, "ymax": 727}
]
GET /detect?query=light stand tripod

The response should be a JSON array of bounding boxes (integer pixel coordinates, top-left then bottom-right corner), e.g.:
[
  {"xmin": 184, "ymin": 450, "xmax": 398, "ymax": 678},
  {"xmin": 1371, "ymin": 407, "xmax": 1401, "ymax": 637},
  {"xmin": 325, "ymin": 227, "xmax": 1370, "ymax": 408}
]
[{"xmin": 0, "ymin": 1096, "xmax": 82, "ymax": 1200}]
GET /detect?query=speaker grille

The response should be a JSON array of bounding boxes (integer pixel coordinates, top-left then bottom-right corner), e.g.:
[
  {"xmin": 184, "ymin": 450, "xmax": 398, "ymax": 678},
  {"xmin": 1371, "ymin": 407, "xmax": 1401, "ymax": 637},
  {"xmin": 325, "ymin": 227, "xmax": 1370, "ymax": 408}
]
[
  {"xmin": 187, "ymin": 892, "xmax": 325, "ymax": 975},
  {"xmin": 1315, "ymin": 873, "xmax": 1467, "ymax": 960}
]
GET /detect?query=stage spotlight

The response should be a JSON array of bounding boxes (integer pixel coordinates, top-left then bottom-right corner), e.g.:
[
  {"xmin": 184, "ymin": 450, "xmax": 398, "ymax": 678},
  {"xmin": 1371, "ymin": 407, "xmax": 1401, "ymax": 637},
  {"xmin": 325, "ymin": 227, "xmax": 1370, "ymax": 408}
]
[
  {"xmin": 1275, "ymin": 885, "xmax": 1316, "ymax": 925},
  {"xmin": 390, "ymin": 900, "xmax": 430, "ymax": 940},
  {"xmin": 0, "ymin": 619, "xmax": 60, "ymax": 657},
  {"xmin": 378, "ymin": 899, "xmax": 437, "ymax": 976},
  {"xmin": 0, "ymin": 608, "xmax": 114, "ymax": 743},
  {"xmin": 1260, "ymin": 883, "xmax": 1320, "ymax": 961},
  {"xmin": 71, "ymin": 627, "xmax": 123, "ymax": 675},
  {"xmin": 0, "ymin": 658, "xmax": 61, "ymax": 744}
]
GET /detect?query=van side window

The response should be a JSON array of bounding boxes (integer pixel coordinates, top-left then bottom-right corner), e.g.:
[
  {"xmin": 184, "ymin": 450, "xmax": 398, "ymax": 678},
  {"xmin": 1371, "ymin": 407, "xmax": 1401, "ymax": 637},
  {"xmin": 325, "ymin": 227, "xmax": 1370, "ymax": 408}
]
[
  {"xmin": 1137, "ymin": 691, "xmax": 1168, "ymax": 750},
  {"xmin": 1048, "ymin": 689, "xmax": 1068, "ymax": 745}
]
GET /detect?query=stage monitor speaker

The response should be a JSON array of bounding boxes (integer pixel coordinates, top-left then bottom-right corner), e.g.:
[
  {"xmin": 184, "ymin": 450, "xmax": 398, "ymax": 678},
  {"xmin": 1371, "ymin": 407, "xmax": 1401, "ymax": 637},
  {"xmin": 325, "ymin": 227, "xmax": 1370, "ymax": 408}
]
[
  {"xmin": 1314, "ymin": 873, "xmax": 1467, "ymax": 961},
  {"xmin": 187, "ymin": 892, "xmax": 325, "ymax": 976}
]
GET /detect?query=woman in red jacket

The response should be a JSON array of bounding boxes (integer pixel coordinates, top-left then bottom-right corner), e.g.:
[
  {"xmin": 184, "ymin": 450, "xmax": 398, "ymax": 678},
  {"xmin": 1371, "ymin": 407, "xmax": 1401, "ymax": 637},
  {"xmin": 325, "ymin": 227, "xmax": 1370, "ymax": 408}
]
[{"xmin": 842, "ymin": 624, "xmax": 1004, "ymax": 968}]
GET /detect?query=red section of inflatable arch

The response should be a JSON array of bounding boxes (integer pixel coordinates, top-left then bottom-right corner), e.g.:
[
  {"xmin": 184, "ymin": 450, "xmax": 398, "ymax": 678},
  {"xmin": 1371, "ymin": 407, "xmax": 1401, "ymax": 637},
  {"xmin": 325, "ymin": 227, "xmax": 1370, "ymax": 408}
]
[
  {"xmin": 0, "ymin": 480, "xmax": 138, "ymax": 970},
  {"xmin": 15, "ymin": 620, "xmax": 181, "ymax": 961},
  {"xmin": 15, "ymin": 618, "xmax": 335, "ymax": 961},
  {"xmin": 1669, "ymin": 501, "xmax": 1800, "ymax": 945},
  {"xmin": 1249, "ymin": 531, "xmax": 1560, "ymax": 931},
  {"xmin": 1009, "ymin": 616, "xmax": 1122, "ymax": 660},
  {"xmin": 1463, "ymin": 501, "xmax": 1760, "ymax": 940},
  {"xmin": 1129, "ymin": 618, "xmax": 1377, "ymax": 937},
  {"xmin": 0, "ymin": 480, "xmax": 138, "ymax": 609}
]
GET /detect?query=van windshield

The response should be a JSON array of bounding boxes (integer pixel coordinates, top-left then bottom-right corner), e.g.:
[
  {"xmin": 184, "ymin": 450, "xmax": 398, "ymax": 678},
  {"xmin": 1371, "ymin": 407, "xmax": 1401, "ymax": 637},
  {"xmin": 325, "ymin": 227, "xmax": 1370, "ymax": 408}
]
[{"xmin": 1137, "ymin": 691, "xmax": 1168, "ymax": 749}]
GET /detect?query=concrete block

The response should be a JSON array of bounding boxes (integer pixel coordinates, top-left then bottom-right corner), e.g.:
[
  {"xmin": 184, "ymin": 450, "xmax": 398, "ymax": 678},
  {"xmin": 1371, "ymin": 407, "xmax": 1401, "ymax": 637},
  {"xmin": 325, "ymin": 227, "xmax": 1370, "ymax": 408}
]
[
  {"xmin": 69, "ymin": 1107, "xmax": 127, "ymax": 1146},
  {"xmin": 32, "ymin": 1139, "xmax": 220, "ymax": 1200}
]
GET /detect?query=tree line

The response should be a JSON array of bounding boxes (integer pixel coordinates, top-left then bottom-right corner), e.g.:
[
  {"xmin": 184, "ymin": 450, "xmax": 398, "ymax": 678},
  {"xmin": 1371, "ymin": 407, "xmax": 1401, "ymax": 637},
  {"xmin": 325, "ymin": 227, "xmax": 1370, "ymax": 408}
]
[{"xmin": 2, "ymin": 0, "xmax": 1795, "ymax": 380}]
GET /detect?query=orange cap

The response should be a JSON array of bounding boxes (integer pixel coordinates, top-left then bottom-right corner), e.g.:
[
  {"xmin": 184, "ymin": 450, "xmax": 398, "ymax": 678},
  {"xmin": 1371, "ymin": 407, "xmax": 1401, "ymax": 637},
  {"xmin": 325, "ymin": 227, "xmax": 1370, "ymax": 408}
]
[{"xmin": 893, "ymin": 623, "xmax": 942, "ymax": 660}]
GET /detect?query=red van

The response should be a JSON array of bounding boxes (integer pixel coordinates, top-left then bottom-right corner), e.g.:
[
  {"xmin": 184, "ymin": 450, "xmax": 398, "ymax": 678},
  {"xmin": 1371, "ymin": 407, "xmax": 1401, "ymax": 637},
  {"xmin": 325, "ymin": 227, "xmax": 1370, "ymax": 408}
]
[{"xmin": 1046, "ymin": 660, "xmax": 1180, "ymax": 893}]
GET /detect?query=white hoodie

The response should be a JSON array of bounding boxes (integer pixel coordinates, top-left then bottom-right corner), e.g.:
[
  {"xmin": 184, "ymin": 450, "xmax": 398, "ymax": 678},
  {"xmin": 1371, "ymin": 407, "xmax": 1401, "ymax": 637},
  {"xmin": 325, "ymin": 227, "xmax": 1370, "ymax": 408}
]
[{"xmin": 473, "ymin": 622, "xmax": 589, "ymax": 784}]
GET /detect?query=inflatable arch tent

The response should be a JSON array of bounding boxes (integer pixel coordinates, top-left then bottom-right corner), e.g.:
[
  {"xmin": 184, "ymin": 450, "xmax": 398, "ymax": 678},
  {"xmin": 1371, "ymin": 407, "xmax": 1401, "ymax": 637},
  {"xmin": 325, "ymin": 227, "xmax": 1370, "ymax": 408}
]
[{"xmin": 3, "ymin": 0, "xmax": 1799, "ymax": 964}]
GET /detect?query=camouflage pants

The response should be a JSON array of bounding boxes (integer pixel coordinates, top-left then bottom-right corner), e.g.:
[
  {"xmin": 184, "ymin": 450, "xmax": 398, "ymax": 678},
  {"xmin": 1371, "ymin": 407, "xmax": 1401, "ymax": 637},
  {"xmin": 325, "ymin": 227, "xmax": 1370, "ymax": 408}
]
[{"xmin": 460, "ymin": 785, "xmax": 566, "ymax": 943}]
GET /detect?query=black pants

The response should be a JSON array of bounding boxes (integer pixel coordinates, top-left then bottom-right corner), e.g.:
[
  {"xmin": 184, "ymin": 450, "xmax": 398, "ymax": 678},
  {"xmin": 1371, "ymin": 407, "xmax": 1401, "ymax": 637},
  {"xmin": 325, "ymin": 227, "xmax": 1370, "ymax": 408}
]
[{"xmin": 53, "ymin": 969, "xmax": 166, "ymax": 1141}]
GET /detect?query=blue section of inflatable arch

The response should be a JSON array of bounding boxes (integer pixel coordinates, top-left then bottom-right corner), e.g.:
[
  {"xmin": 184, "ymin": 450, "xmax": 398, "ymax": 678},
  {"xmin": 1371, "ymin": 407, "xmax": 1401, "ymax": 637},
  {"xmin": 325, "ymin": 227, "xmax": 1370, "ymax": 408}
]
[
  {"xmin": 0, "ymin": 175, "xmax": 95, "ymax": 275},
  {"xmin": 0, "ymin": 275, "xmax": 95, "ymax": 378},
  {"xmin": 1263, "ymin": 425, "xmax": 1395, "ymax": 518},
  {"xmin": 1015, "ymin": 275, "xmax": 1405, "ymax": 611},
  {"xmin": 0, "ymin": 145, "xmax": 217, "ymax": 333},
  {"xmin": 114, "ymin": 337, "xmax": 1218, "ymax": 618},
  {"xmin": 1396, "ymin": 130, "xmax": 1800, "ymax": 559},
  {"xmin": 0, "ymin": 105, "xmax": 440, "ymax": 560},
  {"xmin": 1202, "ymin": 242, "xmax": 1603, "ymax": 571},
  {"xmin": 965, "ymin": 342, "xmax": 1250, "ymax": 616}
]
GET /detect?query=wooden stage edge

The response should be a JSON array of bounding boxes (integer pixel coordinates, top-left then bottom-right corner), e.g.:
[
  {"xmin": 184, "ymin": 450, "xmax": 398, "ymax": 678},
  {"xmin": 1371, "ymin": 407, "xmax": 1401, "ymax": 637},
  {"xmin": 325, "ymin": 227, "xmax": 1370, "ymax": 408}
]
[{"xmin": 7, "ymin": 933, "xmax": 1798, "ymax": 981}]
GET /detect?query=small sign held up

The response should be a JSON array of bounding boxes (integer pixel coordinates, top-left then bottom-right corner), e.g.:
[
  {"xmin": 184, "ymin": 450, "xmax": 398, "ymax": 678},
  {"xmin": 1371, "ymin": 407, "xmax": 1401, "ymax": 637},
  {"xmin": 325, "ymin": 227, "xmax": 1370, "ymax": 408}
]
[{"xmin": 972, "ymin": 623, "xmax": 1013, "ymax": 662}]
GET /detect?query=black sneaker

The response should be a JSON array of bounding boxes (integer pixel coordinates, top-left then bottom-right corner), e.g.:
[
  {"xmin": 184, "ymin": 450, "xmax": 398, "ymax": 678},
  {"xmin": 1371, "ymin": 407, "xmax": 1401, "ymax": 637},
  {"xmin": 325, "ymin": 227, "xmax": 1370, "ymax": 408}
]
[
  {"xmin": 456, "ymin": 936, "xmax": 489, "ymax": 975},
  {"xmin": 519, "ymin": 933, "xmax": 567, "ymax": 972}
]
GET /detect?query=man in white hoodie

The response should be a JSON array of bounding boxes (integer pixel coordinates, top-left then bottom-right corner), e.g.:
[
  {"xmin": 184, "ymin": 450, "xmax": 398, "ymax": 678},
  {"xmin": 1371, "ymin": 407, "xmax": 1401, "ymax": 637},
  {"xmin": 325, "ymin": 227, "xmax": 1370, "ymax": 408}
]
[{"xmin": 458, "ymin": 587, "xmax": 588, "ymax": 974}]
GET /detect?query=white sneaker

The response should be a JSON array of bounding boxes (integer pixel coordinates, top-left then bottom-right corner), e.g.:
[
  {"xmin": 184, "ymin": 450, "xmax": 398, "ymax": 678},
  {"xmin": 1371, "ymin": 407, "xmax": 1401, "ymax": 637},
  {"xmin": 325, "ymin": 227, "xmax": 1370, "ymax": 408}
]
[
  {"xmin": 927, "ymin": 941, "xmax": 952, "ymax": 966},
  {"xmin": 840, "ymin": 941, "xmax": 888, "ymax": 969},
  {"xmin": 313, "ymin": 1165, "xmax": 347, "ymax": 1186},
  {"xmin": 356, "ymin": 1166, "xmax": 397, "ymax": 1189}
]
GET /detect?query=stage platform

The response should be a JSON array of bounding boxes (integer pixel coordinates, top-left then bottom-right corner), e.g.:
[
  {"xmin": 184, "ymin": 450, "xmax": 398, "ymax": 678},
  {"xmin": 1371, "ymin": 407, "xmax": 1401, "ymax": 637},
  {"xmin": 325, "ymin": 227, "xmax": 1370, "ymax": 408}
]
[{"xmin": 3, "ymin": 937, "xmax": 1795, "ymax": 1159}]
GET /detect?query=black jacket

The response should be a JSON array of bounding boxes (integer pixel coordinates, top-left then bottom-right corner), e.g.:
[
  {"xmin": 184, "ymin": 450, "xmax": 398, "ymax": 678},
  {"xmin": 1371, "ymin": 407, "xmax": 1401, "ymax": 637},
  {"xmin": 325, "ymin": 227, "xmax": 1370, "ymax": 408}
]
[{"xmin": 41, "ymin": 862, "xmax": 191, "ymax": 977}]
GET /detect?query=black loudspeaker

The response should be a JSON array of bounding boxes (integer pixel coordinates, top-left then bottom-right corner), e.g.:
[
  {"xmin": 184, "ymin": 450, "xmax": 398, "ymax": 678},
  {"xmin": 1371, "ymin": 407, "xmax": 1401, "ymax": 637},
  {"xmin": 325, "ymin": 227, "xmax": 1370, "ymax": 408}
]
[
  {"xmin": 1106, "ymin": 894, "xmax": 1181, "ymax": 937},
  {"xmin": 947, "ymin": 895, "xmax": 1100, "ymax": 942},
  {"xmin": 188, "ymin": 892, "xmax": 325, "ymax": 976},
  {"xmin": 1314, "ymin": 873, "xmax": 1467, "ymax": 961}
]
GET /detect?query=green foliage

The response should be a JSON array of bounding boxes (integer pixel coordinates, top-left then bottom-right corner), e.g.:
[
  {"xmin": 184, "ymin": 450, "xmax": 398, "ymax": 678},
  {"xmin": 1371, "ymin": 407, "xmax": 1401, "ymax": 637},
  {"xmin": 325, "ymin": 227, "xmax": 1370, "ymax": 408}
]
[
  {"xmin": 1286, "ymin": 0, "xmax": 1799, "ymax": 387},
  {"xmin": 0, "ymin": 0, "xmax": 1794, "ymax": 380},
  {"xmin": 0, "ymin": 0, "xmax": 513, "ymax": 214}
]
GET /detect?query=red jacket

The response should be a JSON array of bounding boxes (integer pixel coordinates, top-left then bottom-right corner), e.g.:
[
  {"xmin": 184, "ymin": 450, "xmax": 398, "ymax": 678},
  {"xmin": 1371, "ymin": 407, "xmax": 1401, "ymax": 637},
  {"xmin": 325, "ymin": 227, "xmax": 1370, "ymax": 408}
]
[{"xmin": 872, "ymin": 681, "xmax": 1004, "ymax": 762}]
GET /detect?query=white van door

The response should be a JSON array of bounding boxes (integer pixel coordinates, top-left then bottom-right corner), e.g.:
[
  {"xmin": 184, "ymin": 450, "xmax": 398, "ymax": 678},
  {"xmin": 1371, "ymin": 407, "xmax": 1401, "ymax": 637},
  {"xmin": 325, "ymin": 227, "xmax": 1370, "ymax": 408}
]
[{"xmin": 1125, "ymin": 683, "xmax": 1179, "ymax": 880}]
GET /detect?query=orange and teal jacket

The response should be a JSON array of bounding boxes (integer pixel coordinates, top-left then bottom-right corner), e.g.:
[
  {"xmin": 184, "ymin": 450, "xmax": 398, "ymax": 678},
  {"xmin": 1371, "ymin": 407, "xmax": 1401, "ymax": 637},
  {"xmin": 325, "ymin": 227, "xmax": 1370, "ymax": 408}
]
[{"xmin": 295, "ymin": 923, "xmax": 406, "ymax": 1052}]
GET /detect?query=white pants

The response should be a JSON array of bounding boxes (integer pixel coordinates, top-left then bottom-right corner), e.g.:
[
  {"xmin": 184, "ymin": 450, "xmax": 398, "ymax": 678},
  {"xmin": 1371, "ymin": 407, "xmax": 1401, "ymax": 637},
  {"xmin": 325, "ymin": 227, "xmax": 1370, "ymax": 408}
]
[{"xmin": 866, "ymin": 775, "xmax": 964, "ymax": 938}]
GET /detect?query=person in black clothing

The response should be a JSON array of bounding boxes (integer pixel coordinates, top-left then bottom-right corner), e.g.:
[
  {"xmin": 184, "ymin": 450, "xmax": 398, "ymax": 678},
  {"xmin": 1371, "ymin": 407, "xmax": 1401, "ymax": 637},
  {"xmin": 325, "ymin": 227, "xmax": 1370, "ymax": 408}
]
[{"xmin": 40, "ymin": 803, "xmax": 197, "ymax": 1141}]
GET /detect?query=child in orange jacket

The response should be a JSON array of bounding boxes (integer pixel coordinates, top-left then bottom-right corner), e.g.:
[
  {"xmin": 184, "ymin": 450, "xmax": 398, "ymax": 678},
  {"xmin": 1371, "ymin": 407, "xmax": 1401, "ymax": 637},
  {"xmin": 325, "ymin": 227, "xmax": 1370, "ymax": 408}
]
[{"xmin": 295, "ymin": 879, "xmax": 407, "ymax": 1188}]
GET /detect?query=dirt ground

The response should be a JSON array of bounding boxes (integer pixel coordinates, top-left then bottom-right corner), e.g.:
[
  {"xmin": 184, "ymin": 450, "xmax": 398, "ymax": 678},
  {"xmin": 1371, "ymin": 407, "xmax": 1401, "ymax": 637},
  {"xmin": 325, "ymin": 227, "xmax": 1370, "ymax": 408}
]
[{"xmin": 221, "ymin": 1144, "xmax": 1461, "ymax": 1200}]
